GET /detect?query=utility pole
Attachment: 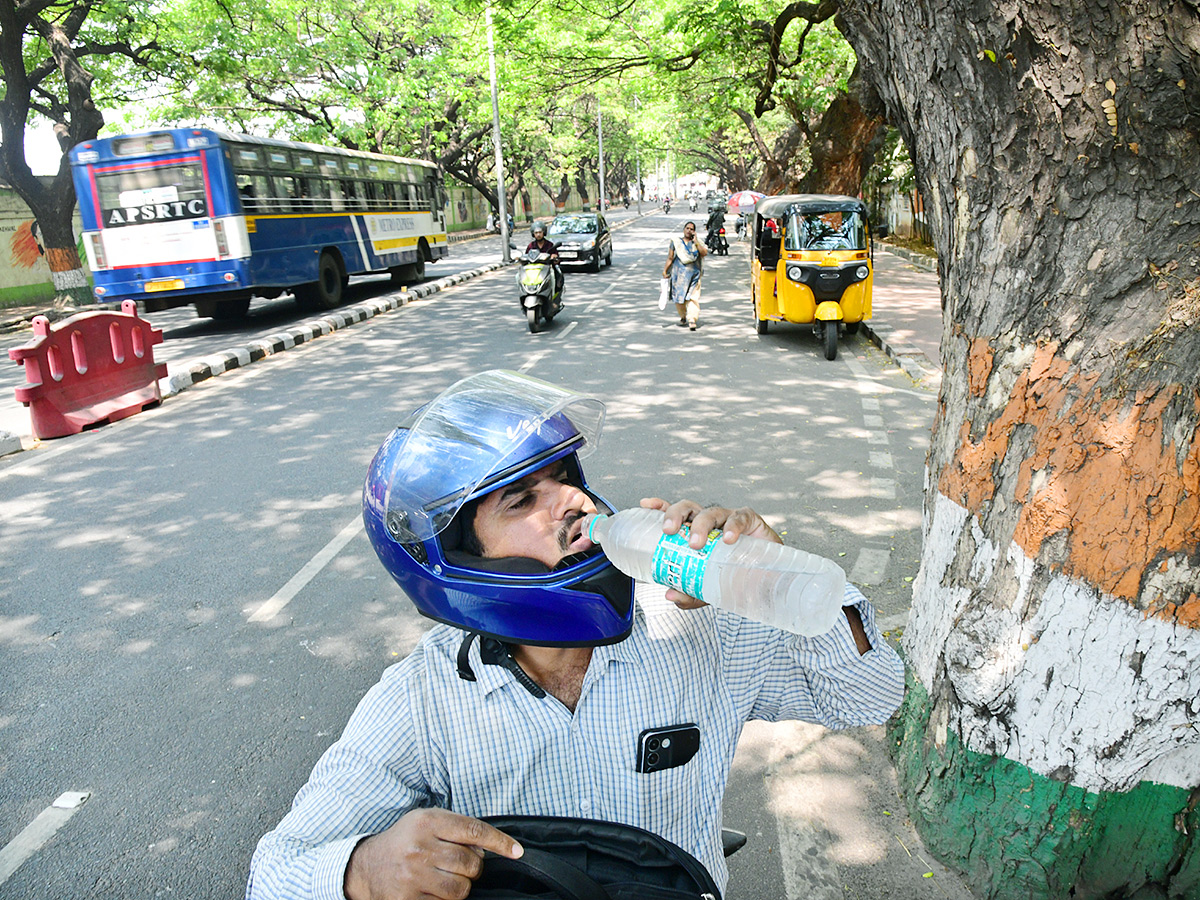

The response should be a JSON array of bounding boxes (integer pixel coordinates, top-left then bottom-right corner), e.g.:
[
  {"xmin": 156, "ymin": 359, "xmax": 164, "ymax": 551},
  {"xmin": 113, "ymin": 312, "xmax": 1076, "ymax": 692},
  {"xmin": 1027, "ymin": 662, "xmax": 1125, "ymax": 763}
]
[
  {"xmin": 597, "ymin": 106, "xmax": 605, "ymax": 213},
  {"xmin": 634, "ymin": 96, "xmax": 642, "ymax": 214},
  {"xmin": 486, "ymin": 7, "xmax": 510, "ymax": 263}
]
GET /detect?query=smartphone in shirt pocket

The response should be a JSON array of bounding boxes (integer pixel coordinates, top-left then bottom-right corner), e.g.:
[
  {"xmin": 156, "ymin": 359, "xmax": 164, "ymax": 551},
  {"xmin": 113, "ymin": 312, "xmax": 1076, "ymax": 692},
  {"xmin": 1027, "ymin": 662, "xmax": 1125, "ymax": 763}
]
[{"xmin": 637, "ymin": 724, "xmax": 700, "ymax": 774}]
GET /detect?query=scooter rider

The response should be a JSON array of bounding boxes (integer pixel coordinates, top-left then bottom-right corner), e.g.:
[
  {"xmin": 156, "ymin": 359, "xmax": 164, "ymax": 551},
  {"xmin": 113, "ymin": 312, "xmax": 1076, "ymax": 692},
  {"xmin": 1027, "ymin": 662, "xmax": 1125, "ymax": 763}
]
[
  {"xmin": 705, "ymin": 206, "xmax": 726, "ymax": 247},
  {"xmin": 246, "ymin": 370, "xmax": 905, "ymax": 900},
  {"xmin": 526, "ymin": 223, "xmax": 563, "ymax": 302}
]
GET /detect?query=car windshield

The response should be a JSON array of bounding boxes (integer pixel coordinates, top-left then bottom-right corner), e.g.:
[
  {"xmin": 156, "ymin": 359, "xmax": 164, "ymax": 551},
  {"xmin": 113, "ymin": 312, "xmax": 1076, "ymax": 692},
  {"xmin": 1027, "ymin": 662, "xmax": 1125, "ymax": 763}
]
[
  {"xmin": 549, "ymin": 216, "xmax": 596, "ymax": 235},
  {"xmin": 784, "ymin": 209, "xmax": 866, "ymax": 251}
]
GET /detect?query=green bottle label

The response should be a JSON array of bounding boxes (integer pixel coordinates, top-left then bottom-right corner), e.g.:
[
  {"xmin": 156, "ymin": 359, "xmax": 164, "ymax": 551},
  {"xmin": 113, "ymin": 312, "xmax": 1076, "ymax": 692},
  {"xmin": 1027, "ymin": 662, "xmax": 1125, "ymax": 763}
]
[{"xmin": 651, "ymin": 525, "xmax": 722, "ymax": 597}]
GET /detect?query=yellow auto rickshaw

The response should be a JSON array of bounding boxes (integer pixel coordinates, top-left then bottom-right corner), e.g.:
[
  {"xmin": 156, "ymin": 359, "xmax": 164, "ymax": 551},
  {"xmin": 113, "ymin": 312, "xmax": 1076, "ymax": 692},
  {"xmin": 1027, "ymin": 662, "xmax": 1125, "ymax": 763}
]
[{"xmin": 750, "ymin": 194, "xmax": 874, "ymax": 360}]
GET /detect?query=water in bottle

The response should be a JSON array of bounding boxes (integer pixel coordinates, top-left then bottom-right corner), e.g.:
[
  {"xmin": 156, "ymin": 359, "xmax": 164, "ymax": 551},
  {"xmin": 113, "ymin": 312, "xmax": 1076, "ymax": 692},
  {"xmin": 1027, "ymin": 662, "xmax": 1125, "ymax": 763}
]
[{"xmin": 585, "ymin": 507, "xmax": 845, "ymax": 636}]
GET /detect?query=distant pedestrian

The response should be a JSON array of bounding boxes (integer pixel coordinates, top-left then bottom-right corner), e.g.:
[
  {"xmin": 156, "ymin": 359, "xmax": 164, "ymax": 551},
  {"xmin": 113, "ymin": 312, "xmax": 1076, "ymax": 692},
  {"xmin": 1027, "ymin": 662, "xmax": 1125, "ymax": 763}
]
[{"xmin": 663, "ymin": 221, "xmax": 708, "ymax": 331}]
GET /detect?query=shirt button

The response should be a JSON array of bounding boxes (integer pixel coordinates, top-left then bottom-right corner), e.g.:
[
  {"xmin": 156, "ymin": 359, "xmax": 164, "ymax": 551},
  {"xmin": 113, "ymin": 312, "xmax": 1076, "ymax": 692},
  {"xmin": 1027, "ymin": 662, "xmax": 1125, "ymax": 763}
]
[{"xmin": 579, "ymin": 799, "xmax": 592, "ymax": 813}]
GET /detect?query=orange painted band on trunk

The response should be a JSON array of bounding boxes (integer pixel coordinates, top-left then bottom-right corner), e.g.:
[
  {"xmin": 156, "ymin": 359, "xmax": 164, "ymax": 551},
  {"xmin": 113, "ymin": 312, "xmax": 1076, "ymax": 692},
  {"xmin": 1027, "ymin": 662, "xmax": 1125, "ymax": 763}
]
[
  {"xmin": 44, "ymin": 247, "xmax": 80, "ymax": 273},
  {"xmin": 938, "ymin": 341, "xmax": 1200, "ymax": 628}
]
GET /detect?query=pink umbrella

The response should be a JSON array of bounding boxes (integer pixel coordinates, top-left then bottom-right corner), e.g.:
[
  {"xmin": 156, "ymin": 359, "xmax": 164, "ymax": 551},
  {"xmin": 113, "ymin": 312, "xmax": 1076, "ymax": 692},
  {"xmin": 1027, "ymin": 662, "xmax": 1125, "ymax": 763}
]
[{"xmin": 727, "ymin": 190, "xmax": 766, "ymax": 209}]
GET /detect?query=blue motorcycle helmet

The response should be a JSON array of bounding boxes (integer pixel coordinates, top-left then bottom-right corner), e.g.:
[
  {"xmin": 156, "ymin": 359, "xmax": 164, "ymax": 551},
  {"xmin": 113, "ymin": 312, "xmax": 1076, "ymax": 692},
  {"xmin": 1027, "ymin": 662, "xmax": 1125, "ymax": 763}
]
[{"xmin": 363, "ymin": 370, "xmax": 633, "ymax": 647}]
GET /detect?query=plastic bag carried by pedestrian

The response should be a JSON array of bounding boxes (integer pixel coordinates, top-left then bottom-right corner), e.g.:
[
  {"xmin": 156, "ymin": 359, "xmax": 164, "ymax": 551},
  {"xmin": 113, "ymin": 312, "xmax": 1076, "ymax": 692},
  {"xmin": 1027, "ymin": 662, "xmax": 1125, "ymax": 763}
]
[{"xmin": 658, "ymin": 276, "xmax": 671, "ymax": 310}]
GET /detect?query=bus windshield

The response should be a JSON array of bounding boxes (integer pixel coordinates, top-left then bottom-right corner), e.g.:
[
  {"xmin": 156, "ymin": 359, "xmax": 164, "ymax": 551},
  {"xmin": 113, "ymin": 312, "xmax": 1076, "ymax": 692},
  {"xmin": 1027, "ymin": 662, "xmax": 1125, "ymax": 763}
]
[
  {"xmin": 94, "ymin": 161, "xmax": 209, "ymax": 228},
  {"xmin": 784, "ymin": 209, "xmax": 866, "ymax": 251}
]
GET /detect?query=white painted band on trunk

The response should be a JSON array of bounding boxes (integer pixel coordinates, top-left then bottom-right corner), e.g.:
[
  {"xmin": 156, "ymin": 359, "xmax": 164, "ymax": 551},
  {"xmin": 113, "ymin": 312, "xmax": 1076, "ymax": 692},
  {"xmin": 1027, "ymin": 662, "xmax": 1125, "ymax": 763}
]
[
  {"xmin": 50, "ymin": 267, "xmax": 88, "ymax": 290},
  {"xmin": 906, "ymin": 491, "xmax": 1200, "ymax": 793}
]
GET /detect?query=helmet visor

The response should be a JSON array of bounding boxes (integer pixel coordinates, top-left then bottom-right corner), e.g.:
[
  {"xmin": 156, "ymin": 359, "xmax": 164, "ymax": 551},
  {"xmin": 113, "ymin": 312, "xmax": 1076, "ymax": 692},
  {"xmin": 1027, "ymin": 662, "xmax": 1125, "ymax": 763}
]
[{"xmin": 381, "ymin": 370, "xmax": 605, "ymax": 542}]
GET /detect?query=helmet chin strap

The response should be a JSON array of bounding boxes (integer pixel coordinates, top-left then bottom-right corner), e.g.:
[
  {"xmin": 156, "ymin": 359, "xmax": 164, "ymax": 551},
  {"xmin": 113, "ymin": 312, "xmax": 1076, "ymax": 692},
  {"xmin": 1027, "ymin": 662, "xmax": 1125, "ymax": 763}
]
[{"xmin": 456, "ymin": 632, "xmax": 547, "ymax": 698}]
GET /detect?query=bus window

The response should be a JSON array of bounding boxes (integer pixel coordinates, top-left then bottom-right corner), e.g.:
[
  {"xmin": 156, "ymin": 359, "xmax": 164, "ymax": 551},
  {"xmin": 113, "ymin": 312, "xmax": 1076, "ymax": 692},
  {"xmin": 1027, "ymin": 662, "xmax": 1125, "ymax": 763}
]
[
  {"xmin": 304, "ymin": 177, "xmax": 330, "ymax": 211},
  {"xmin": 328, "ymin": 179, "xmax": 345, "ymax": 211},
  {"xmin": 233, "ymin": 146, "xmax": 262, "ymax": 171},
  {"xmin": 236, "ymin": 174, "xmax": 258, "ymax": 211},
  {"xmin": 94, "ymin": 160, "xmax": 208, "ymax": 228},
  {"xmin": 341, "ymin": 180, "xmax": 365, "ymax": 210},
  {"xmin": 274, "ymin": 175, "xmax": 299, "ymax": 212}
]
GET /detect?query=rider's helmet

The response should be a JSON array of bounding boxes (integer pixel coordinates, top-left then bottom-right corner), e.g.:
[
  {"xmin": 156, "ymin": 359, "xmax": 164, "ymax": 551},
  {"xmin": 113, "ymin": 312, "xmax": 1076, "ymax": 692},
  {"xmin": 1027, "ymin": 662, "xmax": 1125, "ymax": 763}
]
[
  {"xmin": 363, "ymin": 370, "xmax": 633, "ymax": 647},
  {"xmin": 531, "ymin": 223, "xmax": 546, "ymax": 239}
]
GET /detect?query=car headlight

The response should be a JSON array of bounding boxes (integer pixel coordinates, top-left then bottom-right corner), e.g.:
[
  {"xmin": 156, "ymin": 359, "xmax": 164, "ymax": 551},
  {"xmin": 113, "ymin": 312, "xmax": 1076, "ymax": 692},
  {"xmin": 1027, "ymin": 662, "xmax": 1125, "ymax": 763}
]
[
  {"xmin": 856, "ymin": 266, "xmax": 869, "ymax": 280},
  {"xmin": 583, "ymin": 239, "xmax": 595, "ymax": 250},
  {"xmin": 786, "ymin": 265, "xmax": 804, "ymax": 282}
]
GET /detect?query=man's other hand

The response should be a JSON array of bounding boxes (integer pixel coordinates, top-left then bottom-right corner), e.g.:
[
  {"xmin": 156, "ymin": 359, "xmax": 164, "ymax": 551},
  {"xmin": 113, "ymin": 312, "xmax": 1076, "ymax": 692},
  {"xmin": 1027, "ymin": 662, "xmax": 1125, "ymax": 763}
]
[{"xmin": 344, "ymin": 808, "xmax": 522, "ymax": 900}]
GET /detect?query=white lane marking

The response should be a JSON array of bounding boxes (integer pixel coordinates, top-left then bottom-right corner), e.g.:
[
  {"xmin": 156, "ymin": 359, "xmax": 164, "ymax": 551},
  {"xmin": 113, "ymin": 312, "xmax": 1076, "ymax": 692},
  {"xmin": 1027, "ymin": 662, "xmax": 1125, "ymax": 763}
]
[
  {"xmin": 850, "ymin": 547, "xmax": 892, "ymax": 585},
  {"xmin": 248, "ymin": 517, "xmax": 363, "ymax": 622},
  {"xmin": 0, "ymin": 792, "xmax": 90, "ymax": 886},
  {"xmin": 869, "ymin": 451, "xmax": 893, "ymax": 469},
  {"xmin": 556, "ymin": 322, "xmax": 578, "ymax": 340},
  {"xmin": 870, "ymin": 476, "xmax": 897, "ymax": 499},
  {"xmin": 518, "ymin": 352, "xmax": 546, "ymax": 373}
]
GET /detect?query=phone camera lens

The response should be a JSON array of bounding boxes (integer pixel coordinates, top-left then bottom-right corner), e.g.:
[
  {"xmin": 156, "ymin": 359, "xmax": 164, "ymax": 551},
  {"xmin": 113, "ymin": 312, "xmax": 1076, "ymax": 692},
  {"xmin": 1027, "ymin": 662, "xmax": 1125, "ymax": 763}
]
[
  {"xmin": 648, "ymin": 738, "xmax": 660, "ymax": 751},
  {"xmin": 647, "ymin": 752, "xmax": 659, "ymax": 766}
]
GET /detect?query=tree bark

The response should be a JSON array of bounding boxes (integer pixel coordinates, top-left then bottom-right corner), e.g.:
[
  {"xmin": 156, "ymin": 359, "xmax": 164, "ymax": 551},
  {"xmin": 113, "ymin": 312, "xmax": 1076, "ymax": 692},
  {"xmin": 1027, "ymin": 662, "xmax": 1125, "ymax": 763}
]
[
  {"xmin": 0, "ymin": 0, "xmax": 105, "ymax": 308},
  {"xmin": 836, "ymin": 1, "xmax": 1200, "ymax": 896},
  {"xmin": 794, "ymin": 70, "xmax": 886, "ymax": 194}
]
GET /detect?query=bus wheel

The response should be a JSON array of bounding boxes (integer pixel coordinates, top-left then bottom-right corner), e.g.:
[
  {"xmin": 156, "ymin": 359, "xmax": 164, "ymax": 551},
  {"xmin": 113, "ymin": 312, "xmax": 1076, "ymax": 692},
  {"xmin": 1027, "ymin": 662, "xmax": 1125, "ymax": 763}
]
[
  {"xmin": 310, "ymin": 253, "xmax": 344, "ymax": 310},
  {"xmin": 208, "ymin": 297, "xmax": 251, "ymax": 320}
]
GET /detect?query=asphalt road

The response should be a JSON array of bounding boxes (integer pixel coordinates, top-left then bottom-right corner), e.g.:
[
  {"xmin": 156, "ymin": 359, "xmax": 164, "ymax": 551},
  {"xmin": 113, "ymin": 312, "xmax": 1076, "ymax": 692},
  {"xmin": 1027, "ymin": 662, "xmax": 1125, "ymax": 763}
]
[{"xmin": 0, "ymin": 212, "xmax": 973, "ymax": 899}]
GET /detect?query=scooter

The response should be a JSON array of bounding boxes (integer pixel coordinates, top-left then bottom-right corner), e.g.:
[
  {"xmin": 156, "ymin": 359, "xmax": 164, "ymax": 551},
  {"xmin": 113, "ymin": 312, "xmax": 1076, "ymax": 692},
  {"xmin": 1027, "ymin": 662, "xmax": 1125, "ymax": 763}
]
[
  {"xmin": 662, "ymin": 198, "xmax": 671, "ymax": 213},
  {"xmin": 705, "ymin": 225, "xmax": 729, "ymax": 256},
  {"xmin": 516, "ymin": 247, "xmax": 563, "ymax": 333}
]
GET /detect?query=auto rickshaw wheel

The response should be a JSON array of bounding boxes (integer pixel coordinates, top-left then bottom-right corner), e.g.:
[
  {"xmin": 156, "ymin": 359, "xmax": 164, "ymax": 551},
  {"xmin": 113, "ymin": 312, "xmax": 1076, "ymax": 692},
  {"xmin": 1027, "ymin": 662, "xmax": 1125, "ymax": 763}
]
[
  {"xmin": 845, "ymin": 322, "xmax": 861, "ymax": 335},
  {"xmin": 822, "ymin": 322, "xmax": 838, "ymax": 360},
  {"xmin": 756, "ymin": 318, "xmax": 769, "ymax": 334}
]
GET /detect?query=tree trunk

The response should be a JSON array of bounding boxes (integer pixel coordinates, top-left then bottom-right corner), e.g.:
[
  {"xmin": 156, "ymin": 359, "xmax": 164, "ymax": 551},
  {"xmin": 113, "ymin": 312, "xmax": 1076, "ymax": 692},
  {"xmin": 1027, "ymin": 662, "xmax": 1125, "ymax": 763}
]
[
  {"xmin": 793, "ymin": 77, "xmax": 886, "ymax": 195},
  {"xmin": 836, "ymin": 1, "xmax": 1200, "ymax": 897}
]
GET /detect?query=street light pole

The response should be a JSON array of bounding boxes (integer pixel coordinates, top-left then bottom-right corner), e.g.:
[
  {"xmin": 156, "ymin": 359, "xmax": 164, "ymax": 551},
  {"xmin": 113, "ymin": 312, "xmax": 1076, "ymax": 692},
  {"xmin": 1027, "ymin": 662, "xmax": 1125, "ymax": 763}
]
[
  {"xmin": 486, "ymin": 7, "xmax": 510, "ymax": 263},
  {"xmin": 634, "ymin": 96, "xmax": 641, "ymax": 214},
  {"xmin": 597, "ymin": 105, "xmax": 605, "ymax": 213}
]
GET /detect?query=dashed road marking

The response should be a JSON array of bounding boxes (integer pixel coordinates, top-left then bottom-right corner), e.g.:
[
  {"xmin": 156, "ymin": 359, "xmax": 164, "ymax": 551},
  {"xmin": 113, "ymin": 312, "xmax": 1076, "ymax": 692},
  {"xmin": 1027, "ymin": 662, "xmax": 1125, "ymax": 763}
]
[
  {"xmin": 850, "ymin": 547, "xmax": 892, "ymax": 585},
  {"xmin": 248, "ymin": 517, "xmax": 363, "ymax": 623},
  {"xmin": 0, "ymin": 791, "xmax": 90, "ymax": 886}
]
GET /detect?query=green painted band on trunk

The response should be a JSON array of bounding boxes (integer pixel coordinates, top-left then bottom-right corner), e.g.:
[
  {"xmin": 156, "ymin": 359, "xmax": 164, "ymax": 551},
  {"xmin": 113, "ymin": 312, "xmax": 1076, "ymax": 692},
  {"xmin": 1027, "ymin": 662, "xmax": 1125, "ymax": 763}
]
[{"xmin": 889, "ymin": 671, "xmax": 1199, "ymax": 900}]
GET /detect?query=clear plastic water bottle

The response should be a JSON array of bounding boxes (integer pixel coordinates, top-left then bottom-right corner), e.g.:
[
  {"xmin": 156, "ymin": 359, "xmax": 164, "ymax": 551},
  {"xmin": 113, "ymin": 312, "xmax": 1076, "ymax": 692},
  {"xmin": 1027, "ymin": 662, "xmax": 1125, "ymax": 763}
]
[{"xmin": 586, "ymin": 507, "xmax": 845, "ymax": 636}]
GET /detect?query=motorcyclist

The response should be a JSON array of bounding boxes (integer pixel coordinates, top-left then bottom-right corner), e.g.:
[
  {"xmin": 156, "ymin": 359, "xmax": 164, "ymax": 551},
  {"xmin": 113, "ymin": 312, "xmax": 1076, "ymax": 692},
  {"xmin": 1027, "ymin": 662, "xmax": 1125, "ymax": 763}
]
[
  {"xmin": 246, "ymin": 370, "xmax": 905, "ymax": 900},
  {"xmin": 525, "ymin": 223, "xmax": 563, "ymax": 301},
  {"xmin": 705, "ymin": 206, "xmax": 727, "ymax": 249}
]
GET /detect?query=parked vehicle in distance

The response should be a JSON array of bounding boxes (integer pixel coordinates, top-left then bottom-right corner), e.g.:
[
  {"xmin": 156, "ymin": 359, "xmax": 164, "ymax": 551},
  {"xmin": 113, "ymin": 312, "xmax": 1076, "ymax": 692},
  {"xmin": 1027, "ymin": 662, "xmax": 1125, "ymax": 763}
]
[{"xmin": 547, "ymin": 212, "xmax": 613, "ymax": 272}]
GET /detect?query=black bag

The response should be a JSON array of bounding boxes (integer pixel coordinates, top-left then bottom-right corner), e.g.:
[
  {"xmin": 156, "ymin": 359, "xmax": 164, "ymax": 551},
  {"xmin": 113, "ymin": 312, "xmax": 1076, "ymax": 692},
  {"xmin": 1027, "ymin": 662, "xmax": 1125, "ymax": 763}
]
[{"xmin": 475, "ymin": 816, "xmax": 722, "ymax": 900}]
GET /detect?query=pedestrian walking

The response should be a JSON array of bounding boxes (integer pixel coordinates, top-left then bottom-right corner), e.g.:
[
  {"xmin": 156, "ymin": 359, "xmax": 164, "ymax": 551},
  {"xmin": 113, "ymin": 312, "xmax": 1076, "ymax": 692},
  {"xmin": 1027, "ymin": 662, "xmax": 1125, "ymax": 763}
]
[{"xmin": 663, "ymin": 221, "xmax": 707, "ymax": 330}]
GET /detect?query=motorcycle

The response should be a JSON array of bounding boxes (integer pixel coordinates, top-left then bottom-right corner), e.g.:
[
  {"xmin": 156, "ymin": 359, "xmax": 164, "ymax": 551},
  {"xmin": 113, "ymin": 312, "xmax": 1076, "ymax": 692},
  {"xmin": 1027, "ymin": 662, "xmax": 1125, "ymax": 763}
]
[
  {"xmin": 516, "ymin": 247, "xmax": 563, "ymax": 333},
  {"xmin": 705, "ymin": 225, "xmax": 729, "ymax": 256},
  {"xmin": 662, "ymin": 198, "xmax": 672, "ymax": 213}
]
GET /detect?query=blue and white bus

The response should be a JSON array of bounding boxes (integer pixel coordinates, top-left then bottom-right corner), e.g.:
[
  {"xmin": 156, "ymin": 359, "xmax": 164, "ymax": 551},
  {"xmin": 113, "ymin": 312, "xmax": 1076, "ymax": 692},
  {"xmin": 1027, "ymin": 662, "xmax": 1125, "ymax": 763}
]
[{"xmin": 69, "ymin": 128, "xmax": 449, "ymax": 319}]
